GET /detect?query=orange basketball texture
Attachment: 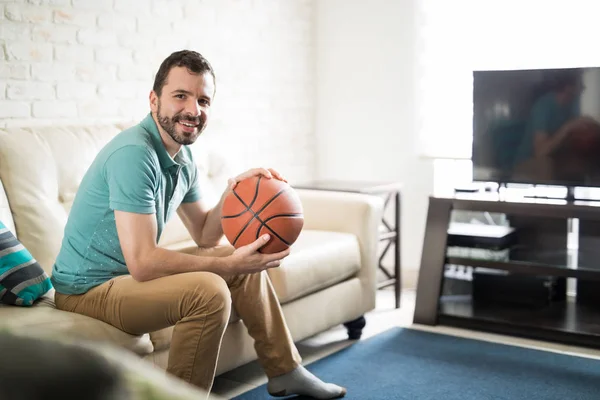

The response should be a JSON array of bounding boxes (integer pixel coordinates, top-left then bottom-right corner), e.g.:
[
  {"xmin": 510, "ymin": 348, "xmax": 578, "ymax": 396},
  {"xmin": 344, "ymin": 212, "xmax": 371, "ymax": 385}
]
[{"xmin": 221, "ymin": 176, "xmax": 304, "ymax": 254}]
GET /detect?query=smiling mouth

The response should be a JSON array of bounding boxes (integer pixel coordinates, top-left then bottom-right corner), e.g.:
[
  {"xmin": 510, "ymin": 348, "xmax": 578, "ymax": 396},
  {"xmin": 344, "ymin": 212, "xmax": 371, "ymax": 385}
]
[{"xmin": 179, "ymin": 121, "xmax": 199, "ymax": 128}]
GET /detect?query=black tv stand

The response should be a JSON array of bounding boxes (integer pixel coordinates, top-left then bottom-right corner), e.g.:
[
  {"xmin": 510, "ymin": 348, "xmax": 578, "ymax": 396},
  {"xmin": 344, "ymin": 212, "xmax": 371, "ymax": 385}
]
[{"xmin": 413, "ymin": 194, "xmax": 600, "ymax": 349}]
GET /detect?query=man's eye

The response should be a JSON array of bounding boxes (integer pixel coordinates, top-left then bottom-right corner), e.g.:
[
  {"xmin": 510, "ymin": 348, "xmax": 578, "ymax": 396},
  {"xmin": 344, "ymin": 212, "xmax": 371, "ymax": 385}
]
[
  {"xmin": 175, "ymin": 94, "xmax": 185, "ymax": 99},
  {"xmin": 199, "ymin": 99, "xmax": 210, "ymax": 106}
]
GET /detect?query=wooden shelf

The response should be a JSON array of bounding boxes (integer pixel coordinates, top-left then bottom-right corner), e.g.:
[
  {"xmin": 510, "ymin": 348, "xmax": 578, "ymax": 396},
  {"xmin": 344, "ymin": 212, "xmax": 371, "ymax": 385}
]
[{"xmin": 438, "ymin": 296, "xmax": 600, "ymax": 348}]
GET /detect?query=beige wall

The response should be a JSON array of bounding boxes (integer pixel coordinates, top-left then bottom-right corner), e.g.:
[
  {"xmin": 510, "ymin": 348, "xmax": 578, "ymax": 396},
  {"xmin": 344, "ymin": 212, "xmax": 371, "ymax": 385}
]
[{"xmin": 315, "ymin": 0, "xmax": 433, "ymax": 275}]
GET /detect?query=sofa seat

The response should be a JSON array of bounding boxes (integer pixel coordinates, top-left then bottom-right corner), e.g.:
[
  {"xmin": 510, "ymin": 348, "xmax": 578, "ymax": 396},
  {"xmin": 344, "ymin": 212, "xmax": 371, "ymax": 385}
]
[
  {"xmin": 0, "ymin": 291, "xmax": 154, "ymax": 356},
  {"xmin": 267, "ymin": 230, "xmax": 361, "ymax": 304}
]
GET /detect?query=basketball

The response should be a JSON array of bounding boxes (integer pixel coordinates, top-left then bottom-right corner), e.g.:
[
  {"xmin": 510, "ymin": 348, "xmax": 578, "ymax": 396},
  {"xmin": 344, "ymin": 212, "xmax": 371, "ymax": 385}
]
[{"xmin": 221, "ymin": 175, "xmax": 304, "ymax": 254}]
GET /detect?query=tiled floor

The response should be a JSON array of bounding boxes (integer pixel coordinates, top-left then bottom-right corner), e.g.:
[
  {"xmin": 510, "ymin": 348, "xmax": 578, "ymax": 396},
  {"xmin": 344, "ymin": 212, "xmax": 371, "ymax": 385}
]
[{"xmin": 211, "ymin": 288, "xmax": 600, "ymax": 399}]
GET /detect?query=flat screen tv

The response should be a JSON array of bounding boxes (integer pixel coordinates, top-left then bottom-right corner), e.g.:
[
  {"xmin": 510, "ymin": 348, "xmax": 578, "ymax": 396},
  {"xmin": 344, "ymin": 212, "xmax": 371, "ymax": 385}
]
[{"xmin": 472, "ymin": 67, "xmax": 600, "ymax": 188}]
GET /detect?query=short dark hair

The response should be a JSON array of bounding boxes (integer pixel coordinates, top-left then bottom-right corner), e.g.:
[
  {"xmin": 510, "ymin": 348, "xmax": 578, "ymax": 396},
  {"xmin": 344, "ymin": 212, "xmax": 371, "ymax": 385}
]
[{"xmin": 152, "ymin": 50, "xmax": 216, "ymax": 97}]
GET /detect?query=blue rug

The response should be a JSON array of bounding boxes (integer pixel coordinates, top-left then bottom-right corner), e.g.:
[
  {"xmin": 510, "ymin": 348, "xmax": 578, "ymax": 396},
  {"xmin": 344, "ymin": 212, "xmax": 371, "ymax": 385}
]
[{"xmin": 233, "ymin": 327, "xmax": 600, "ymax": 400}]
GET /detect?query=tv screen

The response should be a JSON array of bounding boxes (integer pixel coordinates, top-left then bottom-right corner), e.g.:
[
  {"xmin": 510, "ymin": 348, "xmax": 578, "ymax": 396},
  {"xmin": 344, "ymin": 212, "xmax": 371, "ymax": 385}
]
[{"xmin": 472, "ymin": 67, "xmax": 600, "ymax": 187}]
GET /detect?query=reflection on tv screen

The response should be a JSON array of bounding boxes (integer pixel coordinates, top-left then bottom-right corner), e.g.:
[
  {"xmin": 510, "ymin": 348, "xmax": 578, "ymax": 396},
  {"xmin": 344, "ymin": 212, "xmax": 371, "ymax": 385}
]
[{"xmin": 472, "ymin": 67, "xmax": 600, "ymax": 187}]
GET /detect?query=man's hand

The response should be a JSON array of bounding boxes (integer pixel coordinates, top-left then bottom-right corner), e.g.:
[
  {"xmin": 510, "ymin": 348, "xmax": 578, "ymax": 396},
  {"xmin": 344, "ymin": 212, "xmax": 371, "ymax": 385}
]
[
  {"xmin": 224, "ymin": 234, "xmax": 290, "ymax": 274},
  {"xmin": 227, "ymin": 167, "xmax": 287, "ymax": 191}
]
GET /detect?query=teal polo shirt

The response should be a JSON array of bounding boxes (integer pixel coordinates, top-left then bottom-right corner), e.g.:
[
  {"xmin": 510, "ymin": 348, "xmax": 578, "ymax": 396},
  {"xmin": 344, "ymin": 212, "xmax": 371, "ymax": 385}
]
[{"xmin": 51, "ymin": 113, "xmax": 202, "ymax": 295}]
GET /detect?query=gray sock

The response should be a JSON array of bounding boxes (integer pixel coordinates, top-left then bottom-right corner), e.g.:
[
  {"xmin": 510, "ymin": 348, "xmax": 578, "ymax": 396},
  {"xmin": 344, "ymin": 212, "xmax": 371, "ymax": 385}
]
[{"xmin": 267, "ymin": 365, "xmax": 346, "ymax": 399}]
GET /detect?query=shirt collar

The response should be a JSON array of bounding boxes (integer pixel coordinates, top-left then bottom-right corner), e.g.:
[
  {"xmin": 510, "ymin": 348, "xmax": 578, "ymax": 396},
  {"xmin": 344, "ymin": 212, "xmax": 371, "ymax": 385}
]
[{"xmin": 140, "ymin": 113, "xmax": 191, "ymax": 170}]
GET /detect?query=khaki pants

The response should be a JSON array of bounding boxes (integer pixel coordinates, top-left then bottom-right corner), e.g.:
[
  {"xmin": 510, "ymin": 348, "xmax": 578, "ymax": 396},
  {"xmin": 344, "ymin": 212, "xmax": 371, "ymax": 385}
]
[{"xmin": 54, "ymin": 245, "xmax": 301, "ymax": 393}]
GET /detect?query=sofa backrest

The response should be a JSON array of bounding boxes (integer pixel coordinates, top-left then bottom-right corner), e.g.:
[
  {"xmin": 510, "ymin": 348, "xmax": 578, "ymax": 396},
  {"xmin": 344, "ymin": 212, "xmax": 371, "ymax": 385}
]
[{"xmin": 0, "ymin": 124, "xmax": 231, "ymax": 274}]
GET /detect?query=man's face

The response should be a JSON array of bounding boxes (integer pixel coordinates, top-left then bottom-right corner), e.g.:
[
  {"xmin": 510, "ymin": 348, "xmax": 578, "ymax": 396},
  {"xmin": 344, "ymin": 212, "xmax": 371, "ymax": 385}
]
[{"xmin": 150, "ymin": 66, "xmax": 215, "ymax": 146}]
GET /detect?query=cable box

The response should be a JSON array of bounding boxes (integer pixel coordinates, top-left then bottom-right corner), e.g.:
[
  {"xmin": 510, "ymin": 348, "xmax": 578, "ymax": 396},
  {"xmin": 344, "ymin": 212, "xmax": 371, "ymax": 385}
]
[{"xmin": 447, "ymin": 223, "xmax": 516, "ymax": 250}]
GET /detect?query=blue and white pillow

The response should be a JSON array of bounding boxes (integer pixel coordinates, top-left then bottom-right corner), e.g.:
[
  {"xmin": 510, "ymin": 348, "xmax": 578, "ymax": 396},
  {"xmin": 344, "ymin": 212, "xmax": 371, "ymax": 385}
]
[{"xmin": 0, "ymin": 221, "xmax": 52, "ymax": 306}]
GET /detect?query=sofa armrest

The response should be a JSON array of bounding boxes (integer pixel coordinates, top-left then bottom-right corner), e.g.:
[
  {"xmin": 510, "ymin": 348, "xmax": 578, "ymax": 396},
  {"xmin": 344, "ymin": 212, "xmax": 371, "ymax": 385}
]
[{"xmin": 296, "ymin": 189, "xmax": 384, "ymax": 309}]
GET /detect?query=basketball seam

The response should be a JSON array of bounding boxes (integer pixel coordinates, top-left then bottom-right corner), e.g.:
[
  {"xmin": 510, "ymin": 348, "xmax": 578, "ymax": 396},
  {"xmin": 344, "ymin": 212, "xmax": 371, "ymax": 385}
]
[
  {"xmin": 254, "ymin": 213, "xmax": 303, "ymax": 243},
  {"xmin": 232, "ymin": 191, "xmax": 288, "ymax": 246},
  {"xmin": 254, "ymin": 218, "xmax": 291, "ymax": 246},
  {"xmin": 262, "ymin": 213, "xmax": 303, "ymax": 222},
  {"xmin": 229, "ymin": 179, "xmax": 290, "ymax": 246},
  {"xmin": 221, "ymin": 176, "xmax": 262, "ymax": 219}
]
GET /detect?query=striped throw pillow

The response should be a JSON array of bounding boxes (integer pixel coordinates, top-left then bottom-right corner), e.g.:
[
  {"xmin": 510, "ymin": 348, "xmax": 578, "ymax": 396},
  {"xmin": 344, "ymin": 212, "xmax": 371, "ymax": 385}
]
[{"xmin": 0, "ymin": 221, "xmax": 52, "ymax": 306}]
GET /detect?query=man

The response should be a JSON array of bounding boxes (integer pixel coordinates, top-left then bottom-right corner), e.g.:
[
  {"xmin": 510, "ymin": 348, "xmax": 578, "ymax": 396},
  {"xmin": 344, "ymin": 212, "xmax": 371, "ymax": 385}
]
[{"xmin": 51, "ymin": 50, "xmax": 346, "ymax": 399}]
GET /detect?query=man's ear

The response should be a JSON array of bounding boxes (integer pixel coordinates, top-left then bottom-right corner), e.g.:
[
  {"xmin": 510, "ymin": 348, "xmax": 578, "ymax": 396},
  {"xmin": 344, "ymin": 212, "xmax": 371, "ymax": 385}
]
[{"xmin": 149, "ymin": 90, "xmax": 158, "ymax": 113}]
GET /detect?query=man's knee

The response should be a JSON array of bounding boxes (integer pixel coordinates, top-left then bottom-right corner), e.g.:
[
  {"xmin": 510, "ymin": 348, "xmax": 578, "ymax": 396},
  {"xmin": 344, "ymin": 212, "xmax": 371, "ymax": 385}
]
[{"xmin": 181, "ymin": 272, "xmax": 232, "ymax": 321}]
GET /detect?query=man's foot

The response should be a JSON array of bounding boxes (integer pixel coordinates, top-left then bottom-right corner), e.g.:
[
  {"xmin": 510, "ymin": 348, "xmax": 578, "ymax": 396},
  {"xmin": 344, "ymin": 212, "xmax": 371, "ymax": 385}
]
[{"xmin": 267, "ymin": 365, "xmax": 346, "ymax": 399}]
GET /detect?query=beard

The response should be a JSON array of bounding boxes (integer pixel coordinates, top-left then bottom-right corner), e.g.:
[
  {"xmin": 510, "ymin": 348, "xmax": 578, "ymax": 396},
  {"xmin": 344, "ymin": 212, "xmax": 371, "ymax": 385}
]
[{"xmin": 156, "ymin": 101, "xmax": 205, "ymax": 146}]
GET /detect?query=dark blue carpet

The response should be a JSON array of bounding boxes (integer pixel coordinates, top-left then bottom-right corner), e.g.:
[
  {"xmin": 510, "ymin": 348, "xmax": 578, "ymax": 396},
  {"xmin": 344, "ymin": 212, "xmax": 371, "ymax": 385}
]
[{"xmin": 232, "ymin": 327, "xmax": 600, "ymax": 400}]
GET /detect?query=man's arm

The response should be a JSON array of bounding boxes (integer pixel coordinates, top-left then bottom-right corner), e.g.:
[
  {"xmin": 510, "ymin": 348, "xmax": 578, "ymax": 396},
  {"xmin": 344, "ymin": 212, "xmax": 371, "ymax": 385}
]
[
  {"xmin": 115, "ymin": 210, "xmax": 288, "ymax": 282},
  {"xmin": 115, "ymin": 210, "xmax": 226, "ymax": 281},
  {"xmin": 177, "ymin": 193, "xmax": 226, "ymax": 248}
]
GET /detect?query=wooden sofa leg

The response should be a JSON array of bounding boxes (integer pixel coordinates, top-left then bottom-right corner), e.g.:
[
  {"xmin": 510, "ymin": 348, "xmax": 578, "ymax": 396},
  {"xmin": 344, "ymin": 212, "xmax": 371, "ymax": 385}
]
[{"xmin": 343, "ymin": 316, "xmax": 366, "ymax": 340}]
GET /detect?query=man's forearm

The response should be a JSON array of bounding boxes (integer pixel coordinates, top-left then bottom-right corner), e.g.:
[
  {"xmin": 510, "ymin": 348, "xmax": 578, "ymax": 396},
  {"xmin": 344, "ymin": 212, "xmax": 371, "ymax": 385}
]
[{"xmin": 134, "ymin": 246, "xmax": 229, "ymax": 282}]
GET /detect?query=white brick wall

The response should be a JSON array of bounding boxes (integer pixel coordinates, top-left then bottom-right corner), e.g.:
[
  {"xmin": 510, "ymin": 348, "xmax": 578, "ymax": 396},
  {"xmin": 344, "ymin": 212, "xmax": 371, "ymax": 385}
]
[{"xmin": 0, "ymin": 0, "xmax": 315, "ymax": 181}]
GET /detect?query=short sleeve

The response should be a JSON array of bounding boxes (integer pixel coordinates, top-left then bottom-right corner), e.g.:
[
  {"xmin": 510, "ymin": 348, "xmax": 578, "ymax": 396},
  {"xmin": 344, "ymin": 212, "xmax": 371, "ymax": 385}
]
[
  {"xmin": 104, "ymin": 146, "xmax": 157, "ymax": 214},
  {"xmin": 182, "ymin": 164, "xmax": 202, "ymax": 203}
]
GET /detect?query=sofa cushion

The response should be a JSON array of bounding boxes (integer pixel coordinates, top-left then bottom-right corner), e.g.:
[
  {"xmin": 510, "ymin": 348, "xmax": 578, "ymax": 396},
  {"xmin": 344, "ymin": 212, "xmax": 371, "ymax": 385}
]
[
  {"xmin": 0, "ymin": 290, "xmax": 154, "ymax": 356},
  {"xmin": 267, "ymin": 230, "xmax": 361, "ymax": 304},
  {"xmin": 0, "ymin": 220, "xmax": 52, "ymax": 306}
]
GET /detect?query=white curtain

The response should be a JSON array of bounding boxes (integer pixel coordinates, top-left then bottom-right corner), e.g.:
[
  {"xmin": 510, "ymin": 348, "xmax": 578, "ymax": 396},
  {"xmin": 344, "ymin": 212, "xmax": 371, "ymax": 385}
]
[{"xmin": 415, "ymin": 0, "xmax": 600, "ymax": 161}]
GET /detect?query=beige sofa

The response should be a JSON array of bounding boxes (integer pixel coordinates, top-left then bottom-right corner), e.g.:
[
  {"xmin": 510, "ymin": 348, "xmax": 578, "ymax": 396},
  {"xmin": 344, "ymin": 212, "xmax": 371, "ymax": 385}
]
[{"xmin": 0, "ymin": 123, "xmax": 383, "ymax": 381}]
